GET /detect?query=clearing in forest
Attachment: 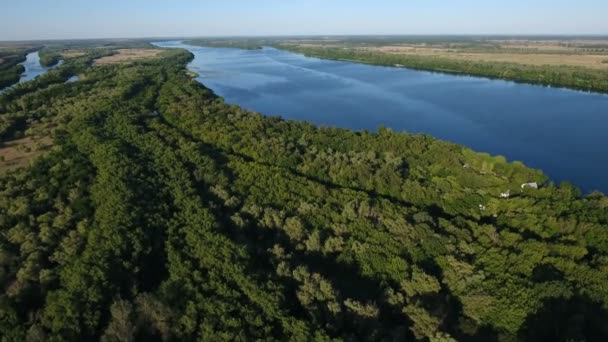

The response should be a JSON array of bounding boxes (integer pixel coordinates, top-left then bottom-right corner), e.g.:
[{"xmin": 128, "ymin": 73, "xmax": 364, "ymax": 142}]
[
  {"xmin": 94, "ymin": 48, "xmax": 164, "ymax": 65},
  {"xmin": 0, "ymin": 136, "xmax": 52, "ymax": 173},
  {"xmin": 61, "ymin": 50, "xmax": 87, "ymax": 58}
]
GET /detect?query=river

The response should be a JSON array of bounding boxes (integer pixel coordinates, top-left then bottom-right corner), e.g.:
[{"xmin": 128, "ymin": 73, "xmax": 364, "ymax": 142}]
[
  {"xmin": 19, "ymin": 51, "xmax": 63, "ymax": 83},
  {"xmin": 0, "ymin": 51, "xmax": 63, "ymax": 94},
  {"xmin": 154, "ymin": 41, "xmax": 608, "ymax": 194}
]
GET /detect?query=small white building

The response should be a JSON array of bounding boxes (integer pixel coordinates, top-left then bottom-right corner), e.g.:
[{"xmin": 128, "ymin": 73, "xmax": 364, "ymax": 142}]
[
  {"xmin": 521, "ymin": 182, "xmax": 539, "ymax": 190},
  {"xmin": 500, "ymin": 190, "xmax": 510, "ymax": 199}
]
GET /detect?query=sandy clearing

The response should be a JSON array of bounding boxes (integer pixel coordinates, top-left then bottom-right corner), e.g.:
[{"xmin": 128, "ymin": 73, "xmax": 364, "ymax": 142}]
[
  {"xmin": 0, "ymin": 136, "xmax": 52, "ymax": 173},
  {"xmin": 61, "ymin": 50, "xmax": 87, "ymax": 58},
  {"xmin": 94, "ymin": 49, "xmax": 164, "ymax": 65}
]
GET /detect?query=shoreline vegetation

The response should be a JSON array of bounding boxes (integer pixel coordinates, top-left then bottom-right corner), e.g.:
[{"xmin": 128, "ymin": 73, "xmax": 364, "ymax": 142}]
[
  {"xmin": 0, "ymin": 39, "xmax": 607, "ymax": 340},
  {"xmin": 0, "ymin": 39, "xmax": 160, "ymax": 90},
  {"xmin": 38, "ymin": 49, "xmax": 62, "ymax": 67},
  {"xmin": 186, "ymin": 37, "xmax": 608, "ymax": 94},
  {"xmin": 0, "ymin": 48, "xmax": 32, "ymax": 89},
  {"xmin": 0, "ymin": 49, "xmax": 62, "ymax": 92},
  {"xmin": 0, "ymin": 47, "xmax": 61, "ymax": 92},
  {"xmin": 279, "ymin": 45, "xmax": 608, "ymax": 94}
]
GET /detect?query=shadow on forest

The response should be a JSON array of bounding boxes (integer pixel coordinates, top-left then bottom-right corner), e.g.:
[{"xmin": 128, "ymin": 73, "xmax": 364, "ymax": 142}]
[
  {"xmin": 151, "ymin": 104, "xmax": 608, "ymax": 341},
  {"xmin": 155, "ymin": 130, "xmax": 416, "ymax": 338},
  {"xmin": 518, "ymin": 295, "xmax": 608, "ymax": 342}
]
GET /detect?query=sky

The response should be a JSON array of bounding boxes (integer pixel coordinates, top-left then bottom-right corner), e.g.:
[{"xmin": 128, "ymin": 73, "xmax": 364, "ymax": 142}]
[{"xmin": 1, "ymin": 0, "xmax": 607, "ymax": 41}]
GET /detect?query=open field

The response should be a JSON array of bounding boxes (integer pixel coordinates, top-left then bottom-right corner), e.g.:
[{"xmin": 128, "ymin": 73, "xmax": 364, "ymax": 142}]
[
  {"xmin": 487, "ymin": 39, "xmax": 608, "ymax": 51},
  {"xmin": 0, "ymin": 136, "xmax": 52, "ymax": 173},
  {"xmin": 360, "ymin": 47, "xmax": 608, "ymax": 69},
  {"xmin": 287, "ymin": 38, "xmax": 608, "ymax": 69},
  {"xmin": 94, "ymin": 48, "xmax": 164, "ymax": 65},
  {"xmin": 281, "ymin": 37, "xmax": 608, "ymax": 50},
  {"xmin": 0, "ymin": 43, "xmax": 39, "ymax": 52},
  {"xmin": 60, "ymin": 49, "xmax": 86, "ymax": 58}
]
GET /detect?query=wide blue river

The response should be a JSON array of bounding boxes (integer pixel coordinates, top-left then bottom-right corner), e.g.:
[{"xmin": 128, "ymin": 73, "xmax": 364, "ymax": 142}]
[{"xmin": 154, "ymin": 41, "xmax": 608, "ymax": 194}]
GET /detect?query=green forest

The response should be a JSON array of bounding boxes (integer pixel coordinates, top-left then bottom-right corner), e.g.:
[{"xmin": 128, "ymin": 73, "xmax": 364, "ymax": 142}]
[
  {"xmin": 0, "ymin": 45, "xmax": 607, "ymax": 341},
  {"xmin": 38, "ymin": 50, "xmax": 61, "ymax": 68},
  {"xmin": 0, "ymin": 49, "xmax": 29, "ymax": 90}
]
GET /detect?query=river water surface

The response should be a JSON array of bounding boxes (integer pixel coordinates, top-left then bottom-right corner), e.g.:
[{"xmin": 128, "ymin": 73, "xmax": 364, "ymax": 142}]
[
  {"xmin": 19, "ymin": 51, "xmax": 63, "ymax": 83},
  {"xmin": 154, "ymin": 41, "xmax": 608, "ymax": 193},
  {"xmin": 0, "ymin": 51, "xmax": 63, "ymax": 94}
]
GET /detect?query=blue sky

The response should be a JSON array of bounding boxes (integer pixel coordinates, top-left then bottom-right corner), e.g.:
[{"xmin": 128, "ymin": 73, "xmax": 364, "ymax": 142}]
[{"xmin": 1, "ymin": 0, "xmax": 607, "ymax": 40}]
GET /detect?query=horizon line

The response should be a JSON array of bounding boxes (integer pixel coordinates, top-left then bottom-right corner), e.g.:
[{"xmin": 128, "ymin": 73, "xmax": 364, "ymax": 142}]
[{"xmin": 2, "ymin": 33, "xmax": 608, "ymax": 43}]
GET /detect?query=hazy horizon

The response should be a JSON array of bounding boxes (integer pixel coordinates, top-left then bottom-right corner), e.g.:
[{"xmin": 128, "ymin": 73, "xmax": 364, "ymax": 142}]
[
  {"xmin": 2, "ymin": 0, "xmax": 608, "ymax": 41},
  {"xmin": 4, "ymin": 34, "xmax": 608, "ymax": 44}
]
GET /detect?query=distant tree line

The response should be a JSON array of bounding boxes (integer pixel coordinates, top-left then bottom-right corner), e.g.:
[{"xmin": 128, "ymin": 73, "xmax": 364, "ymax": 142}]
[
  {"xmin": 279, "ymin": 45, "xmax": 608, "ymax": 94},
  {"xmin": 0, "ymin": 50, "xmax": 29, "ymax": 90}
]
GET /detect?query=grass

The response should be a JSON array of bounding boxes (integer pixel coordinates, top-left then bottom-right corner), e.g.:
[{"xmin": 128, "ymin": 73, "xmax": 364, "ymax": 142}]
[
  {"xmin": 365, "ymin": 47, "xmax": 608, "ymax": 69},
  {"xmin": 0, "ymin": 136, "xmax": 52, "ymax": 173},
  {"xmin": 60, "ymin": 50, "xmax": 87, "ymax": 58},
  {"xmin": 94, "ymin": 48, "xmax": 164, "ymax": 65},
  {"xmin": 289, "ymin": 40, "xmax": 608, "ymax": 70}
]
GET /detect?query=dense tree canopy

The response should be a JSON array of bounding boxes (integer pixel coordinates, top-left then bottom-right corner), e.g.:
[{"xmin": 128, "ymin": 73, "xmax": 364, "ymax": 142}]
[
  {"xmin": 0, "ymin": 44, "xmax": 607, "ymax": 341},
  {"xmin": 0, "ymin": 49, "xmax": 30, "ymax": 90},
  {"xmin": 38, "ymin": 49, "xmax": 61, "ymax": 68}
]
